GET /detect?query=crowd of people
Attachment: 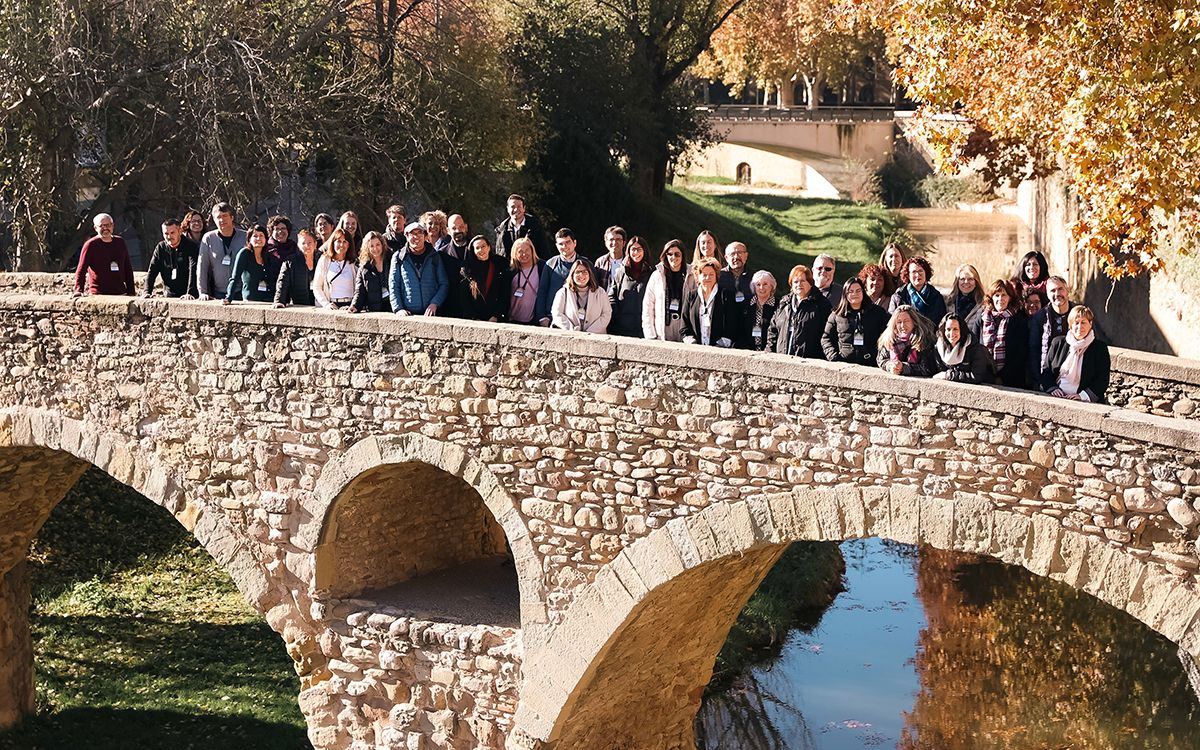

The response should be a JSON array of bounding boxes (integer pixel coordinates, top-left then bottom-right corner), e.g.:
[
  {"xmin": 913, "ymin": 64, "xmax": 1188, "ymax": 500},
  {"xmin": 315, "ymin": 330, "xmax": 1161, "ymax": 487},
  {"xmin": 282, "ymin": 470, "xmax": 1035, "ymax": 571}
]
[{"xmin": 71, "ymin": 194, "xmax": 1111, "ymax": 403}]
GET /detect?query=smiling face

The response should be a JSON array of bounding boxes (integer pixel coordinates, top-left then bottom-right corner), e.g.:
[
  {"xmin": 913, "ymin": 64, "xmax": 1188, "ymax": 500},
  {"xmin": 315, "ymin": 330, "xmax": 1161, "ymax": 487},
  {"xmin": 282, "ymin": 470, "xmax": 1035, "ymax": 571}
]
[
  {"xmin": 813, "ymin": 259, "xmax": 835, "ymax": 289},
  {"xmin": 894, "ymin": 311, "xmax": 914, "ymax": 337},
  {"xmin": 406, "ymin": 227, "xmax": 426, "ymax": 251},
  {"xmin": 725, "ymin": 243, "xmax": 748, "ymax": 272},
  {"xmin": 943, "ymin": 317, "xmax": 962, "ymax": 346},
  {"xmin": 507, "ymin": 198, "xmax": 525, "ymax": 222},
  {"xmin": 472, "ymin": 238, "xmax": 491, "ymax": 261},
  {"xmin": 556, "ymin": 235, "xmax": 576, "ymax": 259},
  {"xmin": 213, "ymin": 208, "xmax": 233, "ymax": 234},
  {"xmin": 605, "ymin": 231, "xmax": 626, "ymax": 258},
  {"xmin": 907, "ymin": 262, "xmax": 927, "ymax": 290},
  {"xmin": 957, "ymin": 269, "xmax": 976, "ymax": 294},
  {"xmin": 514, "ymin": 240, "xmax": 533, "ymax": 267},
  {"xmin": 697, "ymin": 265, "xmax": 718, "ymax": 292},
  {"xmin": 1024, "ymin": 293, "xmax": 1042, "ymax": 316},
  {"xmin": 791, "ymin": 276, "xmax": 811, "ymax": 298},
  {"xmin": 387, "ymin": 211, "xmax": 406, "ymax": 235},
  {"xmin": 449, "ymin": 215, "xmax": 468, "ymax": 244},
  {"xmin": 992, "ymin": 289, "xmax": 1010, "ymax": 311},
  {"xmin": 299, "ymin": 233, "xmax": 317, "ymax": 257},
  {"xmin": 1071, "ymin": 315, "xmax": 1093, "ymax": 339},
  {"xmin": 248, "ymin": 229, "xmax": 267, "ymax": 249},
  {"xmin": 845, "ymin": 282, "xmax": 864, "ymax": 309},
  {"xmin": 367, "ymin": 237, "xmax": 384, "ymax": 260},
  {"xmin": 571, "ymin": 264, "xmax": 592, "ymax": 287},
  {"xmin": 697, "ymin": 233, "xmax": 716, "ymax": 258},
  {"xmin": 628, "ymin": 242, "xmax": 645, "ymax": 263},
  {"xmin": 864, "ymin": 271, "xmax": 883, "ymax": 299},
  {"xmin": 188, "ymin": 215, "xmax": 204, "ymax": 235},
  {"xmin": 315, "ymin": 215, "xmax": 333, "ymax": 241},
  {"xmin": 333, "ymin": 235, "xmax": 350, "ymax": 258},
  {"xmin": 884, "ymin": 245, "xmax": 904, "ymax": 275},
  {"xmin": 1025, "ymin": 256, "xmax": 1044, "ymax": 281},
  {"xmin": 752, "ymin": 276, "xmax": 775, "ymax": 301},
  {"xmin": 666, "ymin": 247, "xmax": 683, "ymax": 272},
  {"xmin": 1047, "ymin": 278, "xmax": 1069, "ymax": 311},
  {"xmin": 271, "ymin": 223, "xmax": 289, "ymax": 243}
]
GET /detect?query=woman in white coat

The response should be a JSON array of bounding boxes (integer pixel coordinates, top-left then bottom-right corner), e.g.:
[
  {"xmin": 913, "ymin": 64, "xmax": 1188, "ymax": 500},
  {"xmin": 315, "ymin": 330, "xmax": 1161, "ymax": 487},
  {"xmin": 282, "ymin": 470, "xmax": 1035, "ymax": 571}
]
[
  {"xmin": 551, "ymin": 260, "xmax": 612, "ymax": 333},
  {"xmin": 641, "ymin": 239, "xmax": 690, "ymax": 341}
]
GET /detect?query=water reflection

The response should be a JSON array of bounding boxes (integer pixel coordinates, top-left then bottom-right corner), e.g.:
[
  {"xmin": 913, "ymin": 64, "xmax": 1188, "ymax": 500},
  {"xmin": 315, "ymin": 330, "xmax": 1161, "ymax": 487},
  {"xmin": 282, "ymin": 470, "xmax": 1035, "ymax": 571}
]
[
  {"xmin": 895, "ymin": 208, "xmax": 1032, "ymax": 292},
  {"xmin": 699, "ymin": 539, "xmax": 1200, "ymax": 750}
]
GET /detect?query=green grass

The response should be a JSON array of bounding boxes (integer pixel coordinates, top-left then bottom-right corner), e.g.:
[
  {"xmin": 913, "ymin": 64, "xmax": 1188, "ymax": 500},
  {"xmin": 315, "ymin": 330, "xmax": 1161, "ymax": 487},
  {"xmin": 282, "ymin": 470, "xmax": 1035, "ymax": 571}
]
[
  {"xmin": 646, "ymin": 187, "xmax": 898, "ymax": 285},
  {"xmin": 678, "ymin": 175, "xmax": 737, "ymax": 186},
  {"xmin": 0, "ymin": 469, "xmax": 309, "ymax": 750}
]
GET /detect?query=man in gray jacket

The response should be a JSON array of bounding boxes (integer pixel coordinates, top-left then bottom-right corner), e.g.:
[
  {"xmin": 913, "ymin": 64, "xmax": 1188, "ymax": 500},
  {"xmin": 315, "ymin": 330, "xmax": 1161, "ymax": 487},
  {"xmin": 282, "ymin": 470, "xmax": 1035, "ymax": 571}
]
[{"xmin": 197, "ymin": 202, "xmax": 247, "ymax": 300}]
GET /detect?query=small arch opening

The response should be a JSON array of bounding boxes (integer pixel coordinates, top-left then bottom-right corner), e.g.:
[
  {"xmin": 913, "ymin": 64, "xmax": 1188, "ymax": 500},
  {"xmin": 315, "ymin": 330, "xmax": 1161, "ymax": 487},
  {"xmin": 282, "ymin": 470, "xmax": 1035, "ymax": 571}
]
[{"xmin": 736, "ymin": 162, "xmax": 752, "ymax": 184}]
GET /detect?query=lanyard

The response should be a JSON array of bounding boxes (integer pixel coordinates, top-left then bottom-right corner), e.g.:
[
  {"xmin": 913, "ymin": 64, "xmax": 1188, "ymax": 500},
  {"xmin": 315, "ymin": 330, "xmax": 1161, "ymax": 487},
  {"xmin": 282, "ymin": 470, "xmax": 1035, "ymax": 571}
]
[{"xmin": 516, "ymin": 266, "xmax": 535, "ymax": 290}]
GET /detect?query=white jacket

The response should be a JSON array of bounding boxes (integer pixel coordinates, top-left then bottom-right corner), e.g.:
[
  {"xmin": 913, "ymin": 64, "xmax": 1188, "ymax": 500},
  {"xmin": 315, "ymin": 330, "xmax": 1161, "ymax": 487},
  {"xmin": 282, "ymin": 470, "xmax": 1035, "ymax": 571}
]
[
  {"xmin": 642, "ymin": 262, "xmax": 690, "ymax": 339},
  {"xmin": 552, "ymin": 286, "xmax": 612, "ymax": 333}
]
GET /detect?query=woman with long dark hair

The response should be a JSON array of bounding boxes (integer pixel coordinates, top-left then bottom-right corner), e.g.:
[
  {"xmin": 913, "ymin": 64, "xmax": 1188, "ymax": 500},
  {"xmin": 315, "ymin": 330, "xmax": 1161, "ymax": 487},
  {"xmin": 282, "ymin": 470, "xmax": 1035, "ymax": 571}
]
[
  {"xmin": 932, "ymin": 313, "xmax": 995, "ymax": 382},
  {"xmin": 457, "ymin": 235, "xmax": 509, "ymax": 322},
  {"xmin": 224, "ymin": 224, "xmax": 273, "ymax": 303},
  {"xmin": 349, "ymin": 231, "xmax": 391, "ymax": 313},
  {"xmin": 979, "ymin": 278, "xmax": 1030, "ymax": 387},
  {"xmin": 642, "ymin": 239, "xmax": 690, "ymax": 342},
  {"xmin": 608, "ymin": 235, "xmax": 653, "ymax": 337},
  {"xmin": 822, "ymin": 277, "xmax": 888, "ymax": 366},
  {"xmin": 1011, "ymin": 250, "xmax": 1050, "ymax": 297}
]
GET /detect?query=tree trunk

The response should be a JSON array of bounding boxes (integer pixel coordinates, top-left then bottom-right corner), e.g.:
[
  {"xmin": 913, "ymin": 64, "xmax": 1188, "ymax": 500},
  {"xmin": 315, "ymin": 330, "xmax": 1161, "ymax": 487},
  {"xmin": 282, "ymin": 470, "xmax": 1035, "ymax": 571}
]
[
  {"xmin": 803, "ymin": 74, "xmax": 823, "ymax": 111},
  {"xmin": 778, "ymin": 79, "xmax": 796, "ymax": 108}
]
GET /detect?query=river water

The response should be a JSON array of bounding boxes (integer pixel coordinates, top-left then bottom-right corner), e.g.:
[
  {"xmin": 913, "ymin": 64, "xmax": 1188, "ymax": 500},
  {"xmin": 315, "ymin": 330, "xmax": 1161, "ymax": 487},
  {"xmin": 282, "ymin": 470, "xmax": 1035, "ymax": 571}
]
[
  {"xmin": 698, "ymin": 539, "xmax": 1200, "ymax": 750},
  {"xmin": 895, "ymin": 208, "xmax": 1034, "ymax": 292}
]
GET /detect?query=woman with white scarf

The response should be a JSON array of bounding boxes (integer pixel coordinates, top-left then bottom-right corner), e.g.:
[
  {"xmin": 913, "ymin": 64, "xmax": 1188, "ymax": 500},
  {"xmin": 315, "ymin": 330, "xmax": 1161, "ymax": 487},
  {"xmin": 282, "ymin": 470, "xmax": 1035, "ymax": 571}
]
[
  {"xmin": 1040, "ymin": 305, "xmax": 1110, "ymax": 403},
  {"xmin": 932, "ymin": 313, "xmax": 995, "ymax": 382}
]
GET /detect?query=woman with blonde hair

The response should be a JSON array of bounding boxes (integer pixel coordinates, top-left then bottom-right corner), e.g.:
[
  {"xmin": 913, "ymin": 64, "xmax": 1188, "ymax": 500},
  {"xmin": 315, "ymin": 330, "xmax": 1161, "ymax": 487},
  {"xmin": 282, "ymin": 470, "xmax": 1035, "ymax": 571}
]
[
  {"xmin": 692, "ymin": 230, "xmax": 718, "ymax": 266},
  {"xmin": 349, "ymin": 231, "xmax": 390, "ymax": 313},
  {"xmin": 878, "ymin": 305, "xmax": 937, "ymax": 377},
  {"xmin": 879, "ymin": 242, "xmax": 907, "ymax": 293},
  {"xmin": 946, "ymin": 263, "xmax": 985, "ymax": 335},
  {"xmin": 1040, "ymin": 305, "xmax": 1110, "ymax": 403},
  {"xmin": 508, "ymin": 237, "xmax": 548, "ymax": 325},
  {"xmin": 551, "ymin": 260, "xmax": 611, "ymax": 332},
  {"xmin": 312, "ymin": 227, "xmax": 356, "ymax": 309}
]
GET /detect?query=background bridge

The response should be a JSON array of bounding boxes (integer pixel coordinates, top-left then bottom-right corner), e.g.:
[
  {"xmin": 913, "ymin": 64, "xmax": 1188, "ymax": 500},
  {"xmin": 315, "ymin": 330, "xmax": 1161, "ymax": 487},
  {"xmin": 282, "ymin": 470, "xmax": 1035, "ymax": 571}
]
[{"xmin": 1, "ymin": 280, "xmax": 1199, "ymax": 749}]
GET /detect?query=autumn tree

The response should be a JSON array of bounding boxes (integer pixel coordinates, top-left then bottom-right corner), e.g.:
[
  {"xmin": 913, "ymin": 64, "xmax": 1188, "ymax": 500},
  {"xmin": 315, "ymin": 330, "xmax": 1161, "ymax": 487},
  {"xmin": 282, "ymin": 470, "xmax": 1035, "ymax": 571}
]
[{"xmin": 875, "ymin": 0, "xmax": 1200, "ymax": 277}]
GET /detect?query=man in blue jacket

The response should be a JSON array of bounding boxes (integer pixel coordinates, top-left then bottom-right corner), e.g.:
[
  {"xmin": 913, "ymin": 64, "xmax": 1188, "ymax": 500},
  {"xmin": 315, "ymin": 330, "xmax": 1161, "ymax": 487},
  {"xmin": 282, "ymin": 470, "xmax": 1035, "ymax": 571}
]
[{"xmin": 389, "ymin": 222, "xmax": 448, "ymax": 316}]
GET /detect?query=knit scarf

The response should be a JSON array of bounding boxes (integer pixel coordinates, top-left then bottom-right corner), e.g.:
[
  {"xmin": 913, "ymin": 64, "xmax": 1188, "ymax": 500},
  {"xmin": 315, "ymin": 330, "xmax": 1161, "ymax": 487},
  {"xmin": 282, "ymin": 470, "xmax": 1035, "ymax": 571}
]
[
  {"xmin": 891, "ymin": 331, "xmax": 918, "ymax": 364},
  {"xmin": 1040, "ymin": 306, "xmax": 1070, "ymax": 370},
  {"xmin": 981, "ymin": 308, "xmax": 1013, "ymax": 370},
  {"xmin": 907, "ymin": 283, "xmax": 938, "ymax": 318},
  {"xmin": 936, "ymin": 335, "xmax": 968, "ymax": 366},
  {"xmin": 954, "ymin": 291, "xmax": 977, "ymax": 319},
  {"xmin": 1057, "ymin": 328, "xmax": 1095, "ymax": 396}
]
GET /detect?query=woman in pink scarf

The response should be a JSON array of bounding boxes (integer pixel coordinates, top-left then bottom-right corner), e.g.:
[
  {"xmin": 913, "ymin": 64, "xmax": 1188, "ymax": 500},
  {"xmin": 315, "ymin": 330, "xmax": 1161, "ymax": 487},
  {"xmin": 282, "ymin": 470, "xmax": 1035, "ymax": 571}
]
[
  {"xmin": 979, "ymin": 279, "xmax": 1030, "ymax": 388},
  {"xmin": 1040, "ymin": 305, "xmax": 1110, "ymax": 403}
]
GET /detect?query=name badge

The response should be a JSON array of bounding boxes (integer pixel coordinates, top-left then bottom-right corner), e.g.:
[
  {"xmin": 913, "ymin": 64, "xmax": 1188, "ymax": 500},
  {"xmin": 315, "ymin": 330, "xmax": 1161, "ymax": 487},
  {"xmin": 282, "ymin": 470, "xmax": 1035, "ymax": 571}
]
[
  {"xmin": 853, "ymin": 333, "xmax": 865, "ymax": 346},
  {"xmin": 382, "ymin": 290, "xmax": 390, "ymax": 298},
  {"xmin": 109, "ymin": 262, "xmax": 120, "ymax": 272},
  {"xmin": 669, "ymin": 299, "xmax": 680, "ymax": 312},
  {"xmin": 513, "ymin": 289, "xmax": 524, "ymax": 298},
  {"xmin": 171, "ymin": 268, "xmax": 178, "ymax": 281},
  {"xmin": 578, "ymin": 311, "xmax": 587, "ymax": 321},
  {"xmin": 257, "ymin": 282, "xmax": 268, "ymax": 292},
  {"xmin": 752, "ymin": 326, "xmax": 762, "ymax": 338},
  {"xmin": 735, "ymin": 292, "xmax": 745, "ymax": 303},
  {"xmin": 221, "ymin": 256, "xmax": 232, "ymax": 266}
]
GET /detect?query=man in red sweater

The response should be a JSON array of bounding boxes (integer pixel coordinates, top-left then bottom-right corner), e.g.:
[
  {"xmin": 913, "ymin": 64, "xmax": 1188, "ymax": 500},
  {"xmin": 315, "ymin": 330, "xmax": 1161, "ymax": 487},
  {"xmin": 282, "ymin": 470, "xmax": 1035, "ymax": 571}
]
[{"xmin": 74, "ymin": 213, "xmax": 135, "ymax": 297}]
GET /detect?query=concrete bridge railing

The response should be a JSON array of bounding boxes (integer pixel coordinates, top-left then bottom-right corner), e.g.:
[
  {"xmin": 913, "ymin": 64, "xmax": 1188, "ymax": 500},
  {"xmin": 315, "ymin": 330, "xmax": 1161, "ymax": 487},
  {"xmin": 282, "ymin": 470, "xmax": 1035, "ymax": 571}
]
[{"xmin": 0, "ymin": 291, "xmax": 1199, "ymax": 750}]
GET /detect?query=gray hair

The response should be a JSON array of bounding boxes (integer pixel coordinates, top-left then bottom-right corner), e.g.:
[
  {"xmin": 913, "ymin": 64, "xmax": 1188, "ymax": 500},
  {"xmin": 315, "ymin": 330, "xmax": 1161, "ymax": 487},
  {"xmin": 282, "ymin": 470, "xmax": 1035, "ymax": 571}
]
[
  {"xmin": 92, "ymin": 213, "xmax": 113, "ymax": 228},
  {"xmin": 814, "ymin": 253, "xmax": 836, "ymax": 267},
  {"xmin": 750, "ymin": 269, "xmax": 776, "ymax": 290}
]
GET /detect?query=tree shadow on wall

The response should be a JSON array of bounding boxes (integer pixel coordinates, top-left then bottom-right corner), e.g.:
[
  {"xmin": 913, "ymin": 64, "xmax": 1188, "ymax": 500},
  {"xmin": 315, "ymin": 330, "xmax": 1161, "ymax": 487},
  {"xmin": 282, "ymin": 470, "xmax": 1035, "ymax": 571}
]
[{"xmin": 0, "ymin": 707, "xmax": 311, "ymax": 750}]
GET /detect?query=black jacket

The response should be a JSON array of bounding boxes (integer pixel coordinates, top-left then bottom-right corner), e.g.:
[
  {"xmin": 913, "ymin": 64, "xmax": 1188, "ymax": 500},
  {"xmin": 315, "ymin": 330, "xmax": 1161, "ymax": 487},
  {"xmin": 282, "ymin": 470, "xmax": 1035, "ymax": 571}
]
[
  {"xmin": 1027, "ymin": 304, "xmax": 1073, "ymax": 384},
  {"xmin": 877, "ymin": 339, "xmax": 938, "ymax": 377},
  {"xmin": 274, "ymin": 255, "xmax": 317, "ymax": 306},
  {"xmin": 739, "ymin": 299, "xmax": 776, "ymax": 351},
  {"xmin": 495, "ymin": 213, "xmax": 548, "ymax": 260},
  {"xmin": 145, "ymin": 238, "xmax": 199, "ymax": 298},
  {"xmin": 680, "ymin": 286, "xmax": 739, "ymax": 346},
  {"xmin": 934, "ymin": 340, "xmax": 996, "ymax": 382},
  {"xmin": 821, "ymin": 303, "xmax": 889, "ymax": 366},
  {"xmin": 608, "ymin": 265, "xmax": 651, "ymax": 337},
  {"xmin": 981, "ymin": 311, "xmax": 1030, "ymax": 388},
  {"xmin": 1040, "ymin": 336, "xmax": 1111, "ymax": 403},
  {"xmin": 455, "ymin": 254, "xmax": 509, "ymax": 321},
  {"xmin": 766, "ymin": 291, "xmax": 832, "ymax": 358},
  {"xmin": 350, "ymin": 261, "xmax": 390, "ymax": 312}
]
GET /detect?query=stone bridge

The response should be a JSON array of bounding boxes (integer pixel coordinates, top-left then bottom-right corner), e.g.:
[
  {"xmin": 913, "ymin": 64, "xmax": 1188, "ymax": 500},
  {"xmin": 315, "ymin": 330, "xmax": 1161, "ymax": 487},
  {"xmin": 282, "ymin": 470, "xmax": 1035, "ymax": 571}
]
[
  {"xmin": 1, "ymin": 284, "xmax": 1199, "ymax": 750},
  {"xmin": 683, "ymin": 106, "xmax": 897, "ymax": 197}
]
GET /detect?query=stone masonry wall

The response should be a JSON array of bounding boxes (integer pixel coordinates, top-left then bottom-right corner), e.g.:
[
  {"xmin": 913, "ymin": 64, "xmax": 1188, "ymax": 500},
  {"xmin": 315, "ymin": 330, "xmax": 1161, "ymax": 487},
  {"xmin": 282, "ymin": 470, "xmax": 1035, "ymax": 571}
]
[
  {"xmin": 0, "ymin": 293, "xmax": 1198, "ymax": 750},
  {"xmin": 0, "ymin": 562, "xmax": 34, "ymax": 729}
]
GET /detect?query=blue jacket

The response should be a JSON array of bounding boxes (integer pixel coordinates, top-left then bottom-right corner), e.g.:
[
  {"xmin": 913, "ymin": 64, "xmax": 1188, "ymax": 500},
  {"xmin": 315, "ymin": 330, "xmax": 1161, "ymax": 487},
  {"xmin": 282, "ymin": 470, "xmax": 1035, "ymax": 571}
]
[{"xmin": 389, "ymin": 249, "xmax": 448, "ymax": 314}]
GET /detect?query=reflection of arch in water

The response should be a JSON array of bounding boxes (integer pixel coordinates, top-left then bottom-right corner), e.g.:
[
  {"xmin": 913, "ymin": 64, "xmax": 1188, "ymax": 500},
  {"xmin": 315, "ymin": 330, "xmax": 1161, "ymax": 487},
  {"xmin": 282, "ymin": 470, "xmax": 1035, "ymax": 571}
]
[{"xmin": 517, "ymin": 485, "xmax": 1200, "ymax": 749}]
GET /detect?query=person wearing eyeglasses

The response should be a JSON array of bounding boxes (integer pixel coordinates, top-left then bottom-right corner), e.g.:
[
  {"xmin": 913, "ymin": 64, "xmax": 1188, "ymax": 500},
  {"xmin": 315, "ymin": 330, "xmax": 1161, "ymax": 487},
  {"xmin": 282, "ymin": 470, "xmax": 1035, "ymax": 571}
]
[
  {"xmin": 812, "ymin": 253, "xmax": 842, "ymax": 309},
  {"xmin": 642, "ymin": 239, "xmax": 690, "ymax": 342},
  {"xmin": 197, "ymin": 202, "xmax": 246, "ymax": 301}
]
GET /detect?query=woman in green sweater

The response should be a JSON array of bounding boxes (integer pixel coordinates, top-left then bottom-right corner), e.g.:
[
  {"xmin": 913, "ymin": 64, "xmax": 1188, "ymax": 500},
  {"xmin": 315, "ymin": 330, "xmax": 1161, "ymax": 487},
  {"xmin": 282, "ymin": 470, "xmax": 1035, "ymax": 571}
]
[{"xmin": 224, "ymin": 224, "xmax": 273, "ymax": 303}]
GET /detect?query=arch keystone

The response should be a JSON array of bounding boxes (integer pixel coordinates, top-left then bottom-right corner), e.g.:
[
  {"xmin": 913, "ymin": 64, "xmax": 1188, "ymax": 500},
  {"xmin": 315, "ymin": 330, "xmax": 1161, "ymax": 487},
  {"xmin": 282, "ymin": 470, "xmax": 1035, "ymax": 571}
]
[
  {"xmin": 889, "ymin": 485, "xmax": 921, "ymax": 544},
  {"xmin": 919, "ymin": 494, "xmax": 955, "ymax": 550}
]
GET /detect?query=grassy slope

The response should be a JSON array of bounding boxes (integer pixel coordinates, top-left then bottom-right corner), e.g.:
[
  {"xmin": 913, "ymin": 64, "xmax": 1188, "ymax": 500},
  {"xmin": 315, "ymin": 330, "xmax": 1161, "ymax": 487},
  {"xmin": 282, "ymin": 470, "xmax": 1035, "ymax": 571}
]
[
  {"xmin": 646, "ymin": 187, "xmax": 898, "ymax": 285},
  {"xmin": 0, "ymin": 469, "xmax": 308, "ymax": 750}
]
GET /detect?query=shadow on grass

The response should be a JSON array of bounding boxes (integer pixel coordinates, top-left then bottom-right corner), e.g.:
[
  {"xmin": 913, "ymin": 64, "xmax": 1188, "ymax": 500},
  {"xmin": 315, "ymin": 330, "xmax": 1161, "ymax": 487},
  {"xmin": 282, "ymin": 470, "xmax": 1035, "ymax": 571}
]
[{"xmin": 0, "ymin": 707, "xmax": 311, "ymax": 750}]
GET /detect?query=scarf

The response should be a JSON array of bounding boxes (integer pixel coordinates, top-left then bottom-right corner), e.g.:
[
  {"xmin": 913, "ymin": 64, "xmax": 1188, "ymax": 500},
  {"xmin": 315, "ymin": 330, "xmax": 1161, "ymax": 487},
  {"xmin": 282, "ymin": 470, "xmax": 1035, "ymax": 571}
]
[
  {"xmin": 954, "ymin": 291, "xmax": 977, "ymax": 319},
  {"xmin": 936, "ymin": 335, "xmax": 968, "ymax": 367},
  {"xmin": 907, "ymin": 283, "xmax": 938, "ymax": 318},
  {"xmin": 891, "ymin": 331, "xmax": 918, "ymax": 364},
  {"xmin": 1041, "ymin": 306, "xmax": 1070, "ymax": 370},
  {"xmin": 980, "ymin": 308, "xmax": 1013, "ymax": 370},
  {"xmin": 1057, "ymin": 329, "xmax": 1095, "ymax": 396}
]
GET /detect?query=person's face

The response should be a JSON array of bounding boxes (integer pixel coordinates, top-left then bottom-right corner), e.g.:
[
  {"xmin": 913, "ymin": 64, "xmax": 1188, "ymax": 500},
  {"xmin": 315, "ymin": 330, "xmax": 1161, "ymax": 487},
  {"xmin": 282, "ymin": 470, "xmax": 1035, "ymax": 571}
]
[
  {"xmin": 605, "ymin": 232, "xmax": 626, "ymax": 257},
  {"xmin": 864, "ymin": 273, "xmax": 883, "ymax": 298},
  {"xmin": 450, "ymin": 216, "xmax": 468, "ymax": 243},
  {"xmin": 1071, "ymin": 315, "xmax": 1093, "ymax": 339},
  {"xmin": 791, "ymin": 275, "xmax": 811, "ymax": 297},
  {"xmin": 992, "ymin": 289, "xmax": 1010, "ymax": 311},
  {"xmin": 556, "ymin": 236, "xmax": 576, "ymax": 257},
  {"xmin": 406, "ymin": 228, "xmax": 426, "ymax": 251},
  {"xmin": 271, "ymin": 223, "xmax": 289, "ymax": 243},
  {"xmin": 162, "ymin": 224, "xmax": 181, "ymax": 246},
  {"xmin": 666, "ymin": 247, "xmax": 683, "ymax": 272},
  {"xmin": 884, "ymin": 246, "xmax": 903, "ymax": 274},
  {"xmin": 334, "ymin": 236, "xmax": 349, "ymax": 257},
  {"xmin": 188, "ymin": 216, "xmax": 204, "ymax": 234},
  {"xmin": 895, "ymin": 313, "xmax": 913, "ymax": 336},
  {"xmin": 1024, "ymin": 294, "xmax": 1042, "ymax": 316},
  {"xmin": 315, "ymin": 216, "xmax": 333, "ymax": 239},
  {"xmin": 698, "ymin": 234, "xmax": 716, "ymax": 258},
  {"xmin": 249, "ymin": 230, "xmax": 267, "ymax": 249},
  {"xmin": 1025, "ymin": 256, "xmax": 1043, "ymax": 280},
  {"xmin": 908, "ymin": 263, "xmax": 927, "ymax": 289},
  {"xmin": 572, "ymin": 264, "xmax": 591, "ymax": 286},
  {"xmin": 472, "ymin": 239, "xmax": 491, "ymax": 261},
  {"xmin": 752, "ymin": 277, "xmax": 774, "ymax": 301},
  {"xmin": 698, "ymin": 266, "xmax": 718, "ymax": 290},
  {"xmin": 944, "ymin": 318, "xmax": 961, "ymax": 345},
  {"xmin": 387, "ymin": 212, "xmax": 405, "ymax": 234},
  {"xmin": 814, "ymin": 259, "xmax": 835, "ymax": 289},
  {"xmin": 213, "ymin": 209, "xmax": 233, "ymax": 233},
  {"xmin": 342, "ymin": 215, "xmax": 358, "ymax": 234},
  {"xmin": 514, "ymin": 242, "xmax": 532, "ymax": 266},
  {"xmin": 299, "ymin": 234, "xmax": 317, "ymax": 256},
  {"xmin": 726, "ymin": 244, "xmax": 747, "ymax": 271},
  {"xmin": 508, "ymin": 199, "xmax": 525, "ymax": 222},
  {"xmin": 957, "ymin": 270, "xmax": 976, "ymax": 294},
  {"xmin": 1047, "ymin": 279, "xmax": 1068, "ymax": 310},
  {"xmin": 628, "ymin": 242, "xmax": 644, "ymax": 263},
  {"xmin": 368, "ymin": 238, "xmax": 383, "ymax": 259},
  {"xmin": 845, "ymin": 283, "xmax": 864, "ymax": 308}
]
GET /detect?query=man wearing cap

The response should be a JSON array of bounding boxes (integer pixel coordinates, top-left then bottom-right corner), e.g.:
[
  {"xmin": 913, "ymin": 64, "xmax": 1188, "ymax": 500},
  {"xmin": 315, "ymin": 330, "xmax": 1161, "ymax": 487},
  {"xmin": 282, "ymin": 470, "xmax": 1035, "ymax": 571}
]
[{"xmin": 389, "ymin": 222, "xmax": 448, "ymax": 316}]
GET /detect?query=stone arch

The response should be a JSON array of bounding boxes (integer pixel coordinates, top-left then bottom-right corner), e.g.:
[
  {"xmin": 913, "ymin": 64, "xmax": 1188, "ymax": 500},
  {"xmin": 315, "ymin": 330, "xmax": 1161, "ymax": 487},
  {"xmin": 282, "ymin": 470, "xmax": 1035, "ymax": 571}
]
[
  {"xmin": 514, "ymin": 485, "xmax": 1200, "ymax": 748},
  {"xmin": 301, "ymin": 434, "xmax": 546, "ymax": 628},
  {"xmin": 0, "ymin": 406, "xmax": 277, "ymax": 728}
]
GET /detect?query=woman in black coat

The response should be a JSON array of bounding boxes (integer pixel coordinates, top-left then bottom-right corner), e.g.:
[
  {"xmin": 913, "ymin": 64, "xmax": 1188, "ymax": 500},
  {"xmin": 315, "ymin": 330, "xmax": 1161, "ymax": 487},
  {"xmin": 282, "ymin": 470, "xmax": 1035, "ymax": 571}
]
[
  {"xmin": 821, "ymin": 277, "xmax": 889, "ymax": 366},
  {"xmin": 1040, "ymin": 305, "xmax": 1110, "ymax": 403},
  {"xmin": 608, "ymin": 236, "xmax": 653, "ymax": 337},
  {"xmin": 456, "ymin": 235, "xmax": 509, "ymax": 322},
  {"xmin": 978, "ymin": 279, "xmax": 1030, "ymax": 388},
  {"xmin": 932, "ymin": 313, "xmax": 995, "ymax": 382},
  {"xmin": 349, "ymin": 232, "xmax": 391, "ymax": 313},
  {"xmin": 877, "ymin": 305, "xmax": 938, "ymax": 377},
  {"xmin": 766, "ymin": 264, "xmax": 831, "ymax": 359},
  {"xmin": 681, "ymin": 258, "xmax": 738, "ymax": 347}
]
